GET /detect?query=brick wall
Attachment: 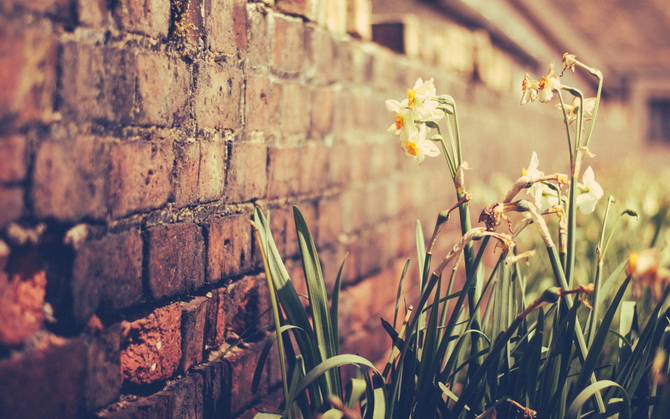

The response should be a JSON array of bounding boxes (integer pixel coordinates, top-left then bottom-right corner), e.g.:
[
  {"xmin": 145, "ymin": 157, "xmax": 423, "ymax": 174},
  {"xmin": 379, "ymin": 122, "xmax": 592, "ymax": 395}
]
[{"xmin": 0, "ymin": 0, "xmax": 593, "ymax": 417}]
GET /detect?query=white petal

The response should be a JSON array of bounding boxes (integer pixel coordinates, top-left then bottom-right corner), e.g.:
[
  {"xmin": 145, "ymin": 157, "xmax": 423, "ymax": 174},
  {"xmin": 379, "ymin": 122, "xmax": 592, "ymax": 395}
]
[{"xmin": 385, "ymin": 99, "xmax": 402, "ymax": 112}]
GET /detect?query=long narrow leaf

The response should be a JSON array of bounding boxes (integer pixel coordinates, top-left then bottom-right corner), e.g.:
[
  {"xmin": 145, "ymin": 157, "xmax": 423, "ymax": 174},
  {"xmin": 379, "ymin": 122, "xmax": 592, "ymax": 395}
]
[{"xmin": 566, "ymin": 380, "xmax": 631, "ymax": 419}]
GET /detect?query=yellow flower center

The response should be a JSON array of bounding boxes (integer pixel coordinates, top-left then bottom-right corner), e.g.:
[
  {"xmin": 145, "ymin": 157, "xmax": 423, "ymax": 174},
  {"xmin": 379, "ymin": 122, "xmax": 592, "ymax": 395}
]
[
  {"xmin": 521, "ymin": 168, "xmax": 528, "ymax": 176},
  {"xmin": 395, "ymin": 114, "xmax": 404, "ymax": 130},
  {"xmin": 538, "ymin": 77, "xmax": 548, "ymax": 90},
  {"xmin": 404, "ymin": 141, "xmax": 419, "ymax": 156},
  {"xmin": 407, "ymin": 89, "xmax": 417, "ymax": 108}
]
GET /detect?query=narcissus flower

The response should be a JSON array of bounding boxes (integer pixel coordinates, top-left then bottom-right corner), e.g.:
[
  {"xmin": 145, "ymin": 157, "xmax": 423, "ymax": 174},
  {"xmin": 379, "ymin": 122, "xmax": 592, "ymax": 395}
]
[
  {"xmin": 400, "ymin": 124, "xmax": 440, "ymax": 164},
  {"xmin": 523, "ymin": 152, "xmax": 560, "ymax": 211},
  {"xmin": 576, "ymin": 166, "xmax": 603, "ymax": 214},
  {"xmin": 406, "ymin": 77, "xmax": 444, "ymax": 121},
  {"xmin": 386, "ymin": 100, "xmax": 418, "ymax": 137},
  {"xmin": 520, "ymin": 74, "xmax": 539, "ymax": 105}
]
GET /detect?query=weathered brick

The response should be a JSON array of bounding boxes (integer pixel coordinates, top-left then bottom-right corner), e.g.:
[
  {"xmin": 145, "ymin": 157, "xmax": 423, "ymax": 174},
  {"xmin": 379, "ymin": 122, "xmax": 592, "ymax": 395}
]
[
  {"xmin": 272, "ymin": 13, "xmax": 304, "ymax": 74},
  {"xmin": 305, "ymin": 24, "xmax": 337, "ymax": 83},
  {"xmin": 0, "ymin": 23, "xmax": 56, "ymax": 126},
  {"xmin": 246, "ymin": 3, "xmax": 271, "ymax": 68},
  {"xmin": 32, "ymin": 137, "xmax": 109, "ymax": 221},
  {"xmin": 317, "ymin": 194, "xmax": 343, "ymax": 246},
  {"xmin": 275, "ymin": 0, "xmax": 318, "ymax": 20},
  {"xmin": 76, "ymin": 0, "xmax": 112, "ymax": 27},
  {"xmin": 173, "ymin": 138, "xmax": 227, "ymax": 207},
  {"xmin": 162, "ymin": 374, "xmax": 204, "ymax": 418},
  {"xmin": 0, "ymin": 136, "xmax": 27, "ymax": 182},
  {"xmin": 1, "ymin": 0, "xmax": 71, "ymax": 16},
  {"xmin": 310, "ymin": 87, "xmax": 334, "ymax": 137},
  {"xmin": 204, "ymin": 288, "xmax": 226, "ymax": 349},
  {"xmin": 120, "ymin": 303, "xmax": 183, "ymax": 385},
  {"xmin": 191, "ymin": 361, "xmax": 226, "ymax": 417},
  {"xmin": 206, "ymin": 0, "xmax": 247, "ymax": 55},
  {"xmin": 116, "ymin": 0, "xmax": 171, "ymax": 38},
  {"xmin": 180, "ymin": 296, "xmax": 209, "ymax": 373},
  {"xmin": 0, "ymin": 268, "xmax": 46, "ymax": 346},
  {"xmin": 277, "ymin": 82, "xmax": 310, "ymax": 139},
  {"xmin": 59, "ymin": 43, "xmax": 136, "ymax": 123},
  {"xmin": 135, "ymin": 52, "xmax": 190, "ymax": 126},
  {"xmin": 195, "ymin": 63, "xmax": 243, "ymax": 130},
  {"xmin": 96, "ymin": 393, "xmax": 172, "ymax": 418},
  {"xmin": 0, "ymin": 336, "xmax": 85, "ymax": 419},
  {"xmin": 108, "ymin": 138, "xmax": 173, "ymax": 218},
  {"xmin": 72, "ymin": 230, "xmax": 143, "ymax": 321},
  {"xmin": 207, "ymin": 214, "xmax": 253, "ymax": 282},
  {"xmin": 347, "ymin": 0, "xmax": 372, "ymax": 40},
  {"xmin": 85, "ymin": 324, "xmax": 122, "ymax": 410},
  {"xmin": 224, "ymin": 343, "xmax": 268, "ymax": 416},
  {"xmin": 0, "ymin": 186, "xmax": 23, "ymax": 228},
  {"xmin": 326, "ymin": 0, "xmax": 347, "ymax": 34},
  {"xmin": 224, "ymin": 276, "xmax": 265, "ymax": 340},
  {"xmin": 267, "ymin": 146, "xmax": 300, "ymax": 198},
  {"xmin": 224, "ymin": 142, "xmax": 267, "ymax": 203},
  {"xmin": 298, "ymin": 142, "xmax": 328, "ymax": 194},
  {"xmin": 147, "ymin": 223, "xmax": 205, "ymax": 299},
  {"xmin": 245, "ymin": 74, "xmax": 271, "ymax": 132}
]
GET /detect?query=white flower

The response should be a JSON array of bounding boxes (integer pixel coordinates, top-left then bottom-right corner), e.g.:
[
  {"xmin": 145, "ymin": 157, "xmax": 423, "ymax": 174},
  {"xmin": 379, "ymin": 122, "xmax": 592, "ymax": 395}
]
[
  {"xmin": 401, "ymin": 124, "xmax": 440, "ymax": 164},
  {"xmin": 561, "ymin": 52, "xmax": 577, "ymax": 76},
  {"xmin": 520, "ymin": 74, "xmax": 539, "ymax": 105},
  {"xmin": 576, "ymin": 166, "xmax": 603, "ymax": 214},
  {"xmin": 523, "ymin": 152, "xmax": 559, "ymax": 211}
]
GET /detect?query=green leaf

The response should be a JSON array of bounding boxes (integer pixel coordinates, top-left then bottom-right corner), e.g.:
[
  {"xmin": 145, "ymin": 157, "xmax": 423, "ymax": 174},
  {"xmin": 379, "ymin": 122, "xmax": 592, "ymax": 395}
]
[
  {"xmin": 566, "ymin": 380, "xmax": 631, "ymax": 419},
  {"xmin": 330, "ymin": 255, "xmax": 347, "ymax": 358},
  {"xmin": 345, "ymin": 378, "xmax": 367, "ymax": 410},
  {"xmin": 574, "ymin": 275, "xmax": 631, "ymax": 395},
  {"xmin": 253, "ymin": 413, "xmax": 283, "ymax": 418},
  {"xmin": 252, "ymin": 325, "xmax": 308, "ymax": 392}
]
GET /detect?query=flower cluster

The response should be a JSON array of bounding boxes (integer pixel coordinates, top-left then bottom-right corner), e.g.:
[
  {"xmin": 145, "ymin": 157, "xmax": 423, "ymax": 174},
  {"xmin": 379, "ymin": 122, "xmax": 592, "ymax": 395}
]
[
  {"xmin": 386, "ymin": 78, "xmax": 443, "ymax": 163},
  {"xmin": 521, "ymin": 63, "xmax": 561, "ymax": 104}
]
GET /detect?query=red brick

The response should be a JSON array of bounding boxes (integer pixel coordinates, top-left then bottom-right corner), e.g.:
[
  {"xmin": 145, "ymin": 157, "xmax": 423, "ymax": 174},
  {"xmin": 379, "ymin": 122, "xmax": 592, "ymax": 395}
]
[
  {"xmin": 224, "ymin": 276, "xmax": 265, "ymax": 339},
  {"xmin": 245, "ymin": 74, "xmax": 271, "ymax": 132},
  {"xmin": 207, "ymin": 214, "xmax": 253, "ymax": 282},
  {"xmin": 204, "ymin": 288, "xmax": 226, "ymax": 350},
  {"xmin": 246, "ymin": 3, "xmax": 271, "ymax": 68},
  {"xmin": 179, "ymin": 296, "xmax": 209, "ymax": 373},
  {"xmin": 116, "ymin": 0, "xmax": 171, "ymax": 38},
  {"xmin": 0, "ymin": 268, "xmax": 46, "ymax": 346},
  {"xmin": 0, "ymin": 186, "xmax": 23, "ymax": 228},
  {"xmin": 147, "ymin": 223, "xmax": 205, "ymax": 299},
  {"xmin": 0, "ymin": 135, "xmax": 27, "ymax": 182},
  {"xmin": 267, "ymin": 147, "xmax": 300, "ymax": 198},
  {"xmin": 206, "ymin": 0, "xmax": 247, "ymax": 55},
  {"xmin": 108, "ymin": 138, "xmax": 173, "ymax": 218},
  {"xmin": 96, "ymin": 393, "xmax": 172, "ymax": 418},
  {"xmin": 59, "ymin": 43, "xmax": 135, "ymax": 123},
  {"xmin": 224, "ymin": 142, "xmax": 267, "ymax": 203},
  {"xmin": 135, "ymin": 52, "xmax": 190, "ymax": 126},
  {"xmin": 85, "ymin": 324, "xmax": 122, "ymax": 410},
  {"xmin": 0, "ymin": 23, "xmax": 56, "ymax": 126},
  {"xmin": 317, "ymin": 195, "xmax": 343, "ymax": 246},
  {"xmin": 272, "ymin": 14, "xmax": 304, "ymax": 74},
  {"xmin": 72, "ymin": 230, "xmax": 143, "ymax": 321},
  {"xmin": 120, "ymin": 303, "xmax": 183, "ymax": 385},
  {"xmin": 0, "ymin": 335, "xmax": 85, "ymax": 419},
  {"xmin": 173, "ymin": 139, "xmax": 227, "ymax": 207},
  {"xmin": 327, "ymin": 143, "xmax": 352, "ymax": 187},
  {"xmin": 194, "ymin": 63, "xmax": 243, "ymax": 130},
  {"xmin": 161, "ymin": 374, "xmax": 204, "ymax": 418},
  {"xmin": 32, "ymin": 137, "xmax": 109, "ymax": 221}
]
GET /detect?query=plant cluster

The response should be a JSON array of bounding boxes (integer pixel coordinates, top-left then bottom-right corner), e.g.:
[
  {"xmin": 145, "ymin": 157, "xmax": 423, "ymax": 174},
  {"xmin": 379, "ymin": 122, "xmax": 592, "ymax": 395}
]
[{"xmin": 252, "ymin": 53, "xmax": 670, "ymax": 418}]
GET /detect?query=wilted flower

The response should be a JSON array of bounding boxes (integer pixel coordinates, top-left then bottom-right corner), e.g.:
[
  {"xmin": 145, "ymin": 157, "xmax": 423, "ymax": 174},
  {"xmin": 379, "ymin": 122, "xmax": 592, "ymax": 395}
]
[
  {"xmin": 557, "ymin": 97, "xmax": 596, "ymax": 125},
  {"xmin": 561, "ymin": 52, "xmax": 577, "ymax": 76},
  {"xmin": 627, "ymin": 249, "xmax": 669, "ymax": 301},
  {"xmin": 521, "ymin": 74, "xmax": 539, "ymax": 105},
  {"xmin": 576, "ymin": 166, "xmax": 603, "ymax": 214},
  {"xmin": 538, "ymin": 63, "xmax": 562, "ymax": 103}
]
